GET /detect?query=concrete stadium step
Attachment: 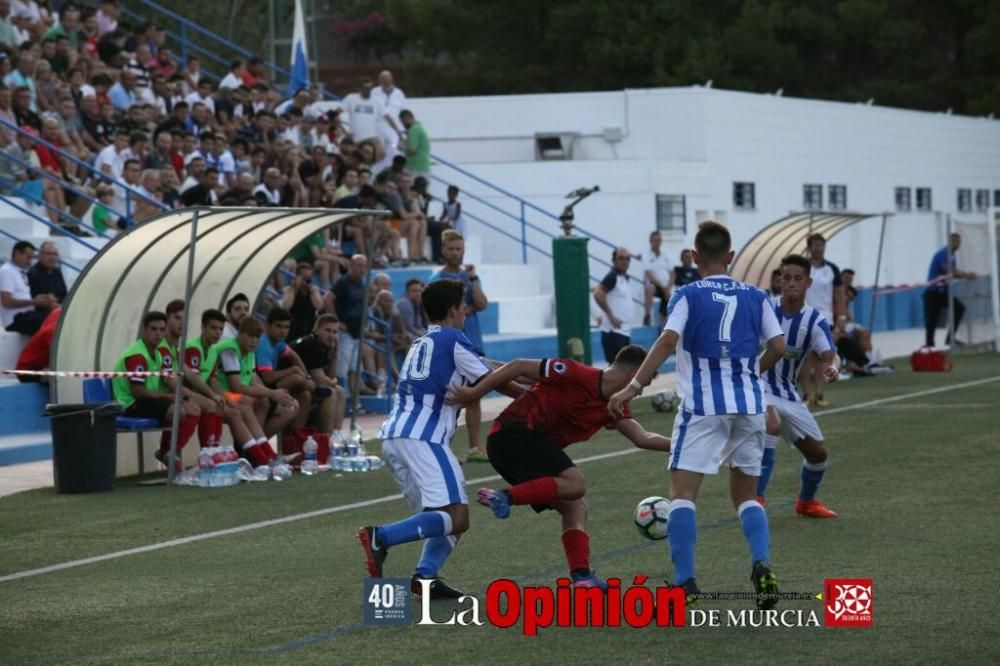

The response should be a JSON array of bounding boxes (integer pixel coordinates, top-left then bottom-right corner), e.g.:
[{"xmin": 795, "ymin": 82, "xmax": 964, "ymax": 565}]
[
  {"xmin": 475, "ymin": 263, "xmax": 543, "ymax": 299},
  {"xmin": 494, "ymin": 294, "xmax": 553, "ymax": 333},
  {"xmin": 0, "ymin": 431, "xmax": 52, "ymax": 466},
  {"xmin": 0, "ymin": 330, "xmax": 28, "ymax": 374}
]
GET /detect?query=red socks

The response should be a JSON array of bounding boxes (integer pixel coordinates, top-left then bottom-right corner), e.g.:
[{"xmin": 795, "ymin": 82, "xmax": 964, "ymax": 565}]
[
  {"xmin": 159, "ymin": 415, "xmax": 200, "ymax": 453},
  {"xmin": 198, "ymin": 413, "xmax": 224, "ymax": 447},
  {"xmin": 561, "ymin": 528, "xmax": 590, "ymax": 573},
  {"xmin": 242, "ymin": 440, "xmax": 277, "ymax": 467},
  {"xmin": 508, "ymin": 477, "xmax": 559, "ymax": 505}
]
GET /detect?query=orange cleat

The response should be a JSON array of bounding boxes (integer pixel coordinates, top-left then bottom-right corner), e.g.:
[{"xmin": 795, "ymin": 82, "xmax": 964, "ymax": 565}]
[
  {"xmin": 756, "ymin": 496, "xmax": 767, "ymax": 507},
  {"xmin": 795, "ymin": 499, "xmax": 838, "ymax": 518}
]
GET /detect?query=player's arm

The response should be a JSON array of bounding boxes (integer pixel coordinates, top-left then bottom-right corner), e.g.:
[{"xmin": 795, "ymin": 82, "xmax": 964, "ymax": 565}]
[
  {"xmin": 468, "ymin": 272, "xmax": 487, "ymax": 312},
  {"xmin": 448, "ymin": 358, "xmax": 542, "ymax": 404},
  {"xmin": 615, "ymin": 418, "xmax": 671, "ymax": 452},
  {"xmin": 182, "ymin": 369, "xmax": 227, "ymax": 406},
  {"xmin": 758, "ymin": 298, "xmax": 786, "ymax": 373},
  {"xmin": 592, "ymin": 276, "xmax": 622, "ymax": 328},
  {"xmin": 811, "ymin": 318, "xmax": 840, "ymax": 383}
]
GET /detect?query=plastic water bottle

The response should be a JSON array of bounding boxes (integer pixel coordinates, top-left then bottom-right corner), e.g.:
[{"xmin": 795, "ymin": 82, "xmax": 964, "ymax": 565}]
[
  {"xmin": 210, "ymin": 446, "xmax": 228, "ymax": 487},
  {"xmin": 365, "ymin": 455, "xmax": 385, "ymax": 471},
  {"xmin": 301, "ymin": 436, "xmax": 319, "ymax": 476},
  {"xmin": 219, "ymin": 444, "xmax": 240, "ymax": 486},
  {"xmin": 271, "ymin": 463, "xmax": 292, "ymax": 481},
  {"xmin": 198, "ymin": 449, "xmax": 215, "ymax": 487}
]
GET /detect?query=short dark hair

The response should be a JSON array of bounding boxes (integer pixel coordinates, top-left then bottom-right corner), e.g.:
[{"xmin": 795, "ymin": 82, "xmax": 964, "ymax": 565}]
[
  {"xmin": 399, "ymin": 109, "xmax": 413, "ymax": 121},
  {"xmin": 230, "ymin": 59, "xmax": 243, "ymax": 71},
  {"xmin": 780, "ymin": 254, "xmax": 811, "ymax": 274},
  {"xmin": 266, "ymin": 307, "xmax": 290, "ymax": 324},
  {"xmin": 201, "ymin": 308, "xmax": 225, "ymax": 326},
  {"xmin": 806, "ymin": 232, "xmax": 826, "ymax": 246},
  {"xmin": 421, "ymin": 279, "xmax": 465, "ymax": 322},
  {"xmin": 225, "ymin": 293, "xmax": 250, "ymax": 314},
  {"xmin": 129, "ymin": 131, "xmax": 147, "ymax": 145},
  {"xmin": 12, "ymin": 240, "xmax": 34, "ymax": 257},
  {"xmin": 771, "ymin": 267, "xmax": 783, "ymax": 278},
  {"xmin": 142, "ymin": 311, "xmax": 167, "ymax": 328},
  {"xmin": 649, "ymin": 230, "xmax": 661, "ymax": 240},
  {"xmin": 165, "ymin": 299, "xmax": 184, "ymax": 316},
  {"xmin": 405, "ymin": 278, "xmax": 423, "ymax": 290},
  {"xmin": 842, "ymin": 268, "xmax": 855, "ymax": 276},
  {"xmin": 694, "ymin": 221, "xmax": 731, "ymax": 262},
  {"xmin": 295, "ymin": 262, "xmax": 313, "ymax": 275},
  {"xmin": 613, "ymin": 344, "xmax": 647, "ymax": 368}
]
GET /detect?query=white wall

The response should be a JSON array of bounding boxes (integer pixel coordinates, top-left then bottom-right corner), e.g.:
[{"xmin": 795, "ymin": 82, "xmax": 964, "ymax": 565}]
[{"xmin": 409, "ymin": 87, "xmax": 1000, "ymax": 287}]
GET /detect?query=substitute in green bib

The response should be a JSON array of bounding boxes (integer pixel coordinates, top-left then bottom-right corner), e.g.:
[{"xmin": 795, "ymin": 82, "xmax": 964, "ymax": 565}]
[{"xmin": 111, "ymin": 311, "xmax": 200, "ymax": 471}]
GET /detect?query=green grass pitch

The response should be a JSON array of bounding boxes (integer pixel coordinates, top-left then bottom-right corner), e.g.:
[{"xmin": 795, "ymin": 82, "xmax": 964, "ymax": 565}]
[{"xmin": 1, "ymin": 354, "xmax": 998, "ymax": 664}]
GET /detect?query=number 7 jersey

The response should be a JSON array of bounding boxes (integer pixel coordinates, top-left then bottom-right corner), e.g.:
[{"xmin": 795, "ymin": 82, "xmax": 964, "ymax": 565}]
[
  {"xmin": 378, "ymin": 324, "xmax": 491, "ymax": 445},
  {"xmin": 664, "ymin": 274, "xmax": 784, "ymax": 416}
]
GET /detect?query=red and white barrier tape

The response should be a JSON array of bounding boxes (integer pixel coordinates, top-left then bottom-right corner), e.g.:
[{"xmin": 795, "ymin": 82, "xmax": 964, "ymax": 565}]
[{"xmin": 1, "ymin": 369, "xmax": 179, "ymax": 378}]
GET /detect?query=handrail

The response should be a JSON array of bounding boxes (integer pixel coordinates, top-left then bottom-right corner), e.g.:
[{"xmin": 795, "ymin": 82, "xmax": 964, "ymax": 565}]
[
  {"xmin": 0, "ymin": 174, "xmax": 108, "ymax": 239},
  {"xmin": 429, "ymin": 174, "xmax": 557, "ymax": 241},
  {"xmin": 0, "ymin": 119, "xmax": 168, "ymax": 214},
  {"xmin": 120, "ymin": 6, "xmax": 229, "ymax": 76},
  {"xmin": 0, "ymin": 225, "xmax": 83, "ymax": 274},
  {"xmin": 0, "ymin": 151, "xmax": 124, "ymax": 231},
  {"xmin": 0, "ymin": 194, "xmax": 101, "ymax": 253}
]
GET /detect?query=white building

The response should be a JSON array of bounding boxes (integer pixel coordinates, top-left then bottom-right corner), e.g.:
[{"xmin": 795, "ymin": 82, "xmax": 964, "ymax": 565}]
[{"xmin": 410, "ymin": 86, "xmax": 1000, "ymax": 289}]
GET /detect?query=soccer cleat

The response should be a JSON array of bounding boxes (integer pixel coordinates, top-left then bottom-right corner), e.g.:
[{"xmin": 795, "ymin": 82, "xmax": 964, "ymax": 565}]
[
  {"xmin": 795, "ymin": 499, "xmax": 838, "ymax": 518},
  {"xmin": 668, "ymin": 578, "xmax": 702, "ymax": 605},
  {"xmin": 477, "ymin": 488, "xmax": 511, "ymax": 519},
  {"xmin": 357, "ymin": 526, "xmax": 388, "ymax": 577},
  {"xmin": 751, "ymin": 561, "xmax": 779, "ymax": 610},
  {"xmin": 570, "ymin": 570, "xmax": 608, "ymax": 591},
  {"xmin": 756, "ymin": 495, "xmax": 767, "ymax": 507},
  {"xmin": 154, "ymin": 448, "xmax": 183, "ymax": 473},
  {"xmin": 814, "ymin": 395, "xmax": 830, "ymax": 407},
  {"xmin": 466, "ymin": 447, "xmax": 490, "ymax": 463},
  {"xmin": 411, "ymin": 575, "xmax": 465, "ymax": 599}
]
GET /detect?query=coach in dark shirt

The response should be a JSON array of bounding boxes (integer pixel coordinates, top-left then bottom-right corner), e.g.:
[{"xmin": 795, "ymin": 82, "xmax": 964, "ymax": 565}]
[
  {"xmin": 27, "ymin": 242, "xmax": 67, "ymax": 304},
  {"xmin": 181, "ymin": 167, "xmax": 219, "ymax": 207},
  {"xmin": 332, "ymin": 254, "xmax": 368, "ymax": 393}
]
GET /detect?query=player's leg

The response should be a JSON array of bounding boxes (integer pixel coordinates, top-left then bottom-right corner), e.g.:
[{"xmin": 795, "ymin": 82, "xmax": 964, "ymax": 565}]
[
  {"xmin": 156, "ymin": 399, "xmax": 201, "ymax": 470},
  {"xmin": 726, "ymin": 413, "xmax": 778, "ymax": 610},
  {"xmin": 947, "ymin": 297, "xmax": 966, "ymax": 345},
  {"xmin": 263, "ymin": 399, "xmax": 298, "ymax": 438},
  {"xmin": 552, "ymin": 496, "xmax": 605, "ymax": 589},
  {"xmin": 186, "ymin": 392, "xmax": 223, "ymax": 447},
  {"xmin": 657, "ymin": 285, "xmax": 669, "ymax": 326},
  {"xmin": 644, "ymin": 281, "xmax": 654, "ymax": 326},
  {"xmin": 464, "ymin": 399, "xmax": 487, "ymax": 462},
  {"xmin": 756, "ymin": 405, "xmax": 780, "ymax": 504}
]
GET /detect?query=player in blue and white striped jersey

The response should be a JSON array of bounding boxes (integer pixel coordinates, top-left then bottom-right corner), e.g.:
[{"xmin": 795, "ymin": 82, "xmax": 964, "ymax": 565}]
[
  {"xmin": 757, "ymin": 254, "xmax": 841, "ymax": 519},
  {"xmin": 358, "ymin": 279, "xmax": 492, "ymax": 600},
  {"xmin": 609, "ymin": 221, "xmax": 786, "ymax": 609}
]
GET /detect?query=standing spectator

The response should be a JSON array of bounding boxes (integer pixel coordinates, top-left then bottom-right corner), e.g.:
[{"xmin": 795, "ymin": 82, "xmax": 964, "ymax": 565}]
[
  {"xmin": 399, "ymin": 109, "xmax": 430, "ymax": 179},
  {"xmin": 396, "ymin": 278, "xmax": 427, "ymax": 338},
  {"xmin": 96, "ymin": 0, "xmax": 119, "ymax": 37},
  {"xmin": 2, "ymin": 241, "xmax": 56, "ymax": 334},
  {"xmin": 363, "ymin": 288, "xmax": 407, "ymax": 393},
  {"xmin": 26, "ymin": 240, "xmax": 65, "ymax": 304},
  {"xmin": 291, "ymin": 314, "xmax": 347, "ymax": 443},
  {"xmin": 803, "ymin": 232, "xmax": 845, "ymax": 406},
  {"xmin": 430, "ymin": 230, "xmax": 488, "ymax": 460},
  {"xmin": 923, "ymin": 233, "xmax": 976, "ymax": 347},
  {"xmin": 342, "ymin": 77, "xmax": 396, "ymax": 155},
  {"xmin": 371, "ymin": 69, "xmax": 405, "ymax": 170},
  {"xmin": 281, "ymin": 261, "xmax": 326, "ymax": 342},
  {"xmin": 642, "ymin": 230, "xmax": 670, "ymax": 326},
  {"xmin": 440, "ymin": 184, "xmax": 463, "ymax": 237},
  {"xmin": 593, "ymin": 247, "xmax": 634, "ymax": 364},
  {"xmin": 332, "ymin": 253, "xmax": 368, "ymax": 395}
]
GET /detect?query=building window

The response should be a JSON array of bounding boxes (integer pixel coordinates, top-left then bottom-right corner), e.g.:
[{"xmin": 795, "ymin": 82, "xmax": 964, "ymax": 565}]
[
  {"xmin": 895, "ymin": 187, "xmax": 911, "ymax": 212},
  {"xmin": 995, "ymin": 190, "xmax": 1000, "ymax": 207},
  {"xmin": 803, "ymin": 184, "xmax": 823, "ymax": 210},
  {"xmin": 916, "ymin": 187, "xmax": 932, "ymax": 211},
  {"xmin": 975, "ymin": 189, "xmax": 989, "ymax": 212},
  {"xmin": 733, "ymin": 182, "xmax": 755, "ymax": 210},
  {"xmin": 957, "ymin": 188, "xmax": 972, "ymax": 212},
  {"xmin": 655, "ymin": 194, "xmax": 686, "ymax": 233},
  {"xmin": 829, "ymin": 185, "xmax": 847, "ymax": 211}
]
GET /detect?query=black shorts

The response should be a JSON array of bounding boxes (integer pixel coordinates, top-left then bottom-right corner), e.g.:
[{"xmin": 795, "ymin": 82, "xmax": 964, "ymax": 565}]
[
  {"xmin": 487, "ymin": 420, "xmax": 574, "ymax": 513},
  {"xmin": 126, "ymin": 398, "xmax": 169, "ymax": 423}
]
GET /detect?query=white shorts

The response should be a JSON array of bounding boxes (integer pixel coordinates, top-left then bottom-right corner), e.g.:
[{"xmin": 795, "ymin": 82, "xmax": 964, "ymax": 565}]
[
  {"xmin": 765, "ymin": 394, "xmax": 824, "ymax": 444},
  {"xmin": 669, "ymin": 412, "xmax": 765, "ymax": 475},
  {"xmin": 382, "ymin": 437, "xmax": 468, "ymax": 510},
  {"xmin": 337, "ymin": 332, "xmax": 360, "ymax": 379}
]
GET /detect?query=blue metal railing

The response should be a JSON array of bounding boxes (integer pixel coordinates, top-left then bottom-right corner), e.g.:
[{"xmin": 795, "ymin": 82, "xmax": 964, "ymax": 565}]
[
  {"xmin": 0, "ymin": 119, "xmax": 168, "ymax": 219},
  {"xmin": 0, "ymin": 194, "xmax": 102, "ymax": 254},
  {"xmin": 0, "ymin": 224, "xmax": 83, "ymax": 274}
]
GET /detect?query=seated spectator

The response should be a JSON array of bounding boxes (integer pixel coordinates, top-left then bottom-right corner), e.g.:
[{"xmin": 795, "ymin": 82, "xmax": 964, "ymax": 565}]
[
  {"xmin": 290, "ymin": 313, "xmax": 348, "ymax": 443},
  {"xmin": 1, "ymin": 241, "xmax": 56, "ymax": 335},
  {"xmin": 27, "ymin": 241, "xmax": 66, "ymax": 304},
  {"xmin": 15, "ymin": 305, "xmax": 60, "ymax": 383},
  {"xmin": 396, "ymin": 278, "xmax": 427, "ymax": 338},
  {"xmin": 255, "ymin": 307, "xmax": 316, "ymax": 430},
  {"xmin": 202, "ymin": 316, "xmax": 299, "ymax": 441},
  {"xmin": 83, "ymin": 184, "xmax": 121, "ymax": 235},
  {"xmin": 672, "ymin": 248, "xmax": 700, "ymax": 288},
  {"xmin": 253, "ymin": 166, "xmax": 282, "ymax": 205},
  {"xmin": 180, "ymin": 165, "xmax": 218, "ymax": 206},
  {"xmin": 110, "ymin": 311, "xmax": 201, "ymax": 471},
  {"xmin": 0, "ymin": 126, "xmax": 45, "ymax": 206},
  {"xmin": 367, "ymin": 271, "xmax": 391, "ymax": 304},
  {"xmin": 221, "ymin": 292, "xmax": 249, "ymax": 339}
]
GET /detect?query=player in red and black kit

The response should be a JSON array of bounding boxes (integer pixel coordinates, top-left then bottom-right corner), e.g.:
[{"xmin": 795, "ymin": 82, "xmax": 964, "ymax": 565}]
[{"xmin": 448, "ymin": 345, "xmax": 671, "ymax": 590}]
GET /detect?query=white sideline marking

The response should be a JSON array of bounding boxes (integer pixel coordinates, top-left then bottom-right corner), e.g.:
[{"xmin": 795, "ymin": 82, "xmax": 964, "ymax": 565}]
[{"xmin": 2, "ymin": 375, "xmax": 997, "ymax": 584}]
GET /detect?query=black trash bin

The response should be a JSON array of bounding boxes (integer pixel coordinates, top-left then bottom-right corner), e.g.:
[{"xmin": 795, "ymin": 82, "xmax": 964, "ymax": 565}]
[{"xmin": 44, "ymin": 402, "xmax": 122, "ymax": 494}]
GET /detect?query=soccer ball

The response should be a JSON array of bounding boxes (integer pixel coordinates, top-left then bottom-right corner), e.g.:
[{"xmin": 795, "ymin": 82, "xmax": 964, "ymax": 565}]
[
  {"xmin": 634, "ymin": 496, "xmax": 671, "ymax": 540},
  {"xmin": 652, "ymin": 389, "xmax": 679, "ymax": 413}
]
